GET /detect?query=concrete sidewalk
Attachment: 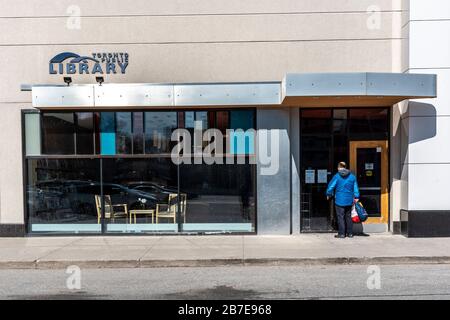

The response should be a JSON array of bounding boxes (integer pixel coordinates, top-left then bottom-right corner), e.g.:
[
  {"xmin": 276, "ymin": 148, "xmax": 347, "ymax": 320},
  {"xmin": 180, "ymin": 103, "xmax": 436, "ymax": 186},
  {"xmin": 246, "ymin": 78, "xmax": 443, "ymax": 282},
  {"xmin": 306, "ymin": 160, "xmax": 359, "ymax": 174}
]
[{"xmin": 1, "ymin": 234, "xmax": 450, "ymax": 269}]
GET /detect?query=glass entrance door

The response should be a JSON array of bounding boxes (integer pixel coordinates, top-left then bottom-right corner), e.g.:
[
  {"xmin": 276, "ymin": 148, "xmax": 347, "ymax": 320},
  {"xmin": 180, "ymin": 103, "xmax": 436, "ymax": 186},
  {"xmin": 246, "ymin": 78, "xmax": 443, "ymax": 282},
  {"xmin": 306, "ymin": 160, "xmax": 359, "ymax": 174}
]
[
  {"xmin": 300, "ymin": 109, "xmax": 334, "ymax": 232},
  {"xmin": 300, "ymin": 108, "xmax": 390, "ymax": 232},
  {"xmin": 349, "ymin": 141, "xmax": 389, "ymax": 224}
]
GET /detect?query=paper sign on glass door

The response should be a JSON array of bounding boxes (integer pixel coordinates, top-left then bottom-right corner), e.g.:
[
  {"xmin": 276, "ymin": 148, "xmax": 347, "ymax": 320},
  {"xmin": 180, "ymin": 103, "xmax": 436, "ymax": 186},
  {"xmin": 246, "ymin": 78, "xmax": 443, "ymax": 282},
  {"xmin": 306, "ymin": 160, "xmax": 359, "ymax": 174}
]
[
  {"xmin": 317, "ymin": 170, "xmax": 328, "ymax": 184},
  {"xmin": 305, "ymin": 170, "xmax": 315, "ymax": 184}
]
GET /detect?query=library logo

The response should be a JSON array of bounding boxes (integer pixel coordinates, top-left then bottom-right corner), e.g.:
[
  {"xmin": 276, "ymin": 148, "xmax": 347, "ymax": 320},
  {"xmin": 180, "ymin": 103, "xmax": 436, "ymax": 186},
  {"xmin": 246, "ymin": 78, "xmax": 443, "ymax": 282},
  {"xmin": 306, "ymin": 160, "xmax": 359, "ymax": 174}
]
[{"xmin": 49, "ymin": 52, "xmax": 129, "ymax": 75}]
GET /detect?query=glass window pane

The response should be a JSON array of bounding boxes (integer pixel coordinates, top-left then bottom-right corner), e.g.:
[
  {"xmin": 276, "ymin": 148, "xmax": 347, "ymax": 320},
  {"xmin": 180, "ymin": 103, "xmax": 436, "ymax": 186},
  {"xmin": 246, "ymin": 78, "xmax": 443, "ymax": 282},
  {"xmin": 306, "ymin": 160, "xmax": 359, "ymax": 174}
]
[
  {"xmin": 333, "ymin": 109, "xmax": 347, "ymax": 120},
  {"xmin": 94, "ymin": 112, "xmax": 100, "ymax": 155},
  {"xmin": 116, "ymin": 112, "xmax": 132, "ymax": 154},
  {"xmin": 133, "ymin": 112, "xmax": 144, "ymax": 154},
  {"xmin": 183, "ymin": 111, "xmax": 208, "ymax": 129},
  {"xmin": 230, "ymin": 110, "xmax": 254, "ymax": 130},
  {"xmin": 230, "ymin": 110, "xmax": 255, "ymax": 155},
  {"xmin": 100, "ymin": 112, "xmax": 116, "ymax": 155},
  {"xmin": 27, "ymin": 158, "xmax": 101, "ymax": 233},
  {"xmin": 185, "ymin": 112, "xmax": 195, "ymax": 128},
  {"xmin": 216, "ymin": 111, "xmax": 229, "ymax": 133},
  {"xmin": 333, "ymin": 135, "xmax": 349, "ymax": 167},
  {"xmin": 208, "ymin": 111, "xmax": 216, "ymax": 128},
  {"xmin": 102, "ymin": 158, "xmax": 178, "ymax": 233},
  {"xmin": 41, "ymin": 113, "xmax": 75, "ymax": 155},
  {"xmin": 75, "ymin": 112, "xmax": 94, "ymax": 155},
  {"xmin": 181, "ymin": 161, "xmax": 256, "ymax": 232},
  {"xmin": 301, "ymin": 109, "xmax": 332, "ymax": 135},
  {"xmin": 196, "ymin": 111, "xmax": 208, "ymax": 129},
  {"xmin": 25, "ymin": 113, "xmax": 41, "ymax": 156},
  {"xmin": 349, "ymin": 108, "xmax": 389, "ymax": 139},
  {"xmin": 333, "ymin": 109, "xmax": 347, "ymax": 134},
  {"xmin": 180, "ymin": 160, "xmax": 256, "ymax": 233},
  {"xmin": 145, "ymin": 112, "xmax": 177, "ymax": 154}
]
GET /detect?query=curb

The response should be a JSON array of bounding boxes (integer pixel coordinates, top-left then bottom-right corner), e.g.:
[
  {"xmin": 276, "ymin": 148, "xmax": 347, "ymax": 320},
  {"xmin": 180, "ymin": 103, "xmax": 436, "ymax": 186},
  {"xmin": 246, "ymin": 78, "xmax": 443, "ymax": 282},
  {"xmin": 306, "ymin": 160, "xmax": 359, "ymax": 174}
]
[{"xmin": 1, "ymin": 256, "xmax": 450, "ymax": 269}]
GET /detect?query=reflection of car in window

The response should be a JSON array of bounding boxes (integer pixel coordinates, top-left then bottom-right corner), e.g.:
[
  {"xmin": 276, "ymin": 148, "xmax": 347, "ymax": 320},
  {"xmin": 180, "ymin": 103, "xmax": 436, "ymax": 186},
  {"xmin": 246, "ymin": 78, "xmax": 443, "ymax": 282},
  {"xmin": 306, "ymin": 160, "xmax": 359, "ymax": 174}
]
[
  {"xmin": 102, "ymin": 183, "xmax": 160, "ymax": 210},
  {"xmin": 66, "ymin": 181, "xmax": 101, "ymax": 217},
  {"xmin": 128, "ymin": 182, "xmax": 173, "ymax": 197},
  {"xmin": 131, "ymin": 186, "xmax": 167, "ymax": 200},
  {"xmin": 126, "ymin": 182, "xmax": 196, "ymax": 200},
  {"xmin": 29, "ymin": 178, "xmax": 195, "ymax": 222}
]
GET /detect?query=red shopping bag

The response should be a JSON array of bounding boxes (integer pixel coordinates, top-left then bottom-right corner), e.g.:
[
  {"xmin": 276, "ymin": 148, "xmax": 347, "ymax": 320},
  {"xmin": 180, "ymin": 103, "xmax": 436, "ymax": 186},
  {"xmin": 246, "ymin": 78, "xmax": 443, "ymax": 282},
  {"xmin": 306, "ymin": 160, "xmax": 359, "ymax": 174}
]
[{"xmin": 351, "ymin": 204, "xmax": 360, "ymax": 223}]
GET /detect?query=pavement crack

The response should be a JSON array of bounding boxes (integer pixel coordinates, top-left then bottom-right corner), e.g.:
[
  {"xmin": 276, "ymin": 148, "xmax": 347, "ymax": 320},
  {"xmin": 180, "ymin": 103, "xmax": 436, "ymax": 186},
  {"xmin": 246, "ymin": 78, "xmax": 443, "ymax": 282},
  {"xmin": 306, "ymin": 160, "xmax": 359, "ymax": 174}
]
[
  {"xmin": 183, "ymin": 237, "xmax": 203, "ymax": 248},
  {"xmin": 137, "ymin": 237, "xmax": 163, "ymax": 262},
  {"xmin": 35, "ymin": 237, "xmax": 85, "ymax": 263}
]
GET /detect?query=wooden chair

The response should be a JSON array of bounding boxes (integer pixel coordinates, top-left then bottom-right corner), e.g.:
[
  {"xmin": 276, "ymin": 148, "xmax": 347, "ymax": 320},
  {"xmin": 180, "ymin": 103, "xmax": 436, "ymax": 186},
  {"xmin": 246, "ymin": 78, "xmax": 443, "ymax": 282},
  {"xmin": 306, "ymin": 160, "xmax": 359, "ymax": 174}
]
[
  {"xmin": 95, "ymin": 195, "xmax": 128, "ymax": 224},
  {"xmin": 156, "ymin": 193, "xmax": 187, "ymax": 224}
]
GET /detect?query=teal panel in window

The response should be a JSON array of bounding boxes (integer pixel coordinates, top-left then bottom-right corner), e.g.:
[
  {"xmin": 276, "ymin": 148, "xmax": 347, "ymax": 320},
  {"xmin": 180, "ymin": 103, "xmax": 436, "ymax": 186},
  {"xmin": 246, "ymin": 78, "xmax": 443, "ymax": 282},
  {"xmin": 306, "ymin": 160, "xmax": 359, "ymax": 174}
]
[
  {"xmin": 100, "ymin": 133, "xmax": 116, "ymax": 155},
  {"xmin": 100, "ymin": 112, "xmax": 116, "ymax": 155},
  {"xmin": 230, "ymin": 110, "xmax": 254, "ymax": 155},
  {"xmin": 230, "ymin": 130, "xmax": 255, "ymax": 155}
]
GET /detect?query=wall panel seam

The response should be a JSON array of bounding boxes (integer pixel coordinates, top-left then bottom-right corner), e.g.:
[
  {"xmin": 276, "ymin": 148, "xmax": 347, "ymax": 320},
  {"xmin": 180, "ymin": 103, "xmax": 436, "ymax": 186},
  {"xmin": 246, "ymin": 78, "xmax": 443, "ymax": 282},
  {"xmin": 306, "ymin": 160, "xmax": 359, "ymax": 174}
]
[
  {"xmin": 0, "ymin": 10, "xmax": 405, "ymax": 19},
  {"xmin": 0, "ymin": 38, "xmax": 403, "ymax": 47}
]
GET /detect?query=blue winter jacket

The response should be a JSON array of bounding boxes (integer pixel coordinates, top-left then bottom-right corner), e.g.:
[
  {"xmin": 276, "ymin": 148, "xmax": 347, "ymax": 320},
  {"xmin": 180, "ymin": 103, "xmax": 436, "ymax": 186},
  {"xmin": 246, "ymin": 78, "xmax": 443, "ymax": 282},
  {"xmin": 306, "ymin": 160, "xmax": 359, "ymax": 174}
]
[{"xmin": 326, "ymin": 169, "xmax": 360, "ymax": 207}]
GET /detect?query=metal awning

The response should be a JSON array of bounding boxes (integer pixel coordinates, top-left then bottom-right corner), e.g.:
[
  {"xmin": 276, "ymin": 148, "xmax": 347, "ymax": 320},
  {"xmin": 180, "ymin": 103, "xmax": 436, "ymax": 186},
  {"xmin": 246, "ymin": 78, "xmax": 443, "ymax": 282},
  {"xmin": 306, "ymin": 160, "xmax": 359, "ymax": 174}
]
[
  {"xmin": 282, "ymin": 73, "xmax": 437, "ymax": 107},
  {"xmin": 23, "ymin": 72, "xmax": 436, "ymax": 109}
]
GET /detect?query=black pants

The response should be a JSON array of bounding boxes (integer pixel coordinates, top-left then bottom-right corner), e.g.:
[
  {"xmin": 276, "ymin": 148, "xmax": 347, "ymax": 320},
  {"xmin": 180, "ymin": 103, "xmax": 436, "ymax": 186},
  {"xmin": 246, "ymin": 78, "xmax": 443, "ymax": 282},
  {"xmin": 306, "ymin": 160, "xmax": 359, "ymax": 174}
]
[{"xmin": 335, "ymin": 205, "xmax": 353, "ymax": 236}]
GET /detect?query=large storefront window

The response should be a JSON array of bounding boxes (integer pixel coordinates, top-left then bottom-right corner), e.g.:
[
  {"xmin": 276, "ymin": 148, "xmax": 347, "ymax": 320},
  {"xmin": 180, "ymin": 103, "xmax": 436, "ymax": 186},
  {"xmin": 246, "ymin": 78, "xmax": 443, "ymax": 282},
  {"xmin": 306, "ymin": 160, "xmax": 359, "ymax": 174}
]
[{"xmin": 24, "ymin": 109, "xmax": 256, "ymax": 234}]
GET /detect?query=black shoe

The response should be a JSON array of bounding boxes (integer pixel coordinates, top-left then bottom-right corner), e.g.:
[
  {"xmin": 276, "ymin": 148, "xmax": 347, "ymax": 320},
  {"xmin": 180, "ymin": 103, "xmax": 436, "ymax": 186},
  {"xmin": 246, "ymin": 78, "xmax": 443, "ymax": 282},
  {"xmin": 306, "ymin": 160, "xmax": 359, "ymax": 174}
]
[
  {"xmin": 347, "ymin": 234, "xmax": 354, "ymax": 238},
  {"xmin": 334, "ymin": 234, "xmax": 345, "ymax": 239}
]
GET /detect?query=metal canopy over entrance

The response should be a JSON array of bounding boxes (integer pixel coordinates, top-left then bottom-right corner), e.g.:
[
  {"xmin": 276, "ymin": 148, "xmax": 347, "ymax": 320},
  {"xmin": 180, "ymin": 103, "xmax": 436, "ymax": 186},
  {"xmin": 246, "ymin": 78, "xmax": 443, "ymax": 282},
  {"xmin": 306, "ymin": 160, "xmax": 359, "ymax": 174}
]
[
  {"xmin": 282, "ymin": 73, "xmax": 437, "ymax": 107},
  {"xmin": 24, "ymin": 72, "xmax": 436, "ymax": 109}
]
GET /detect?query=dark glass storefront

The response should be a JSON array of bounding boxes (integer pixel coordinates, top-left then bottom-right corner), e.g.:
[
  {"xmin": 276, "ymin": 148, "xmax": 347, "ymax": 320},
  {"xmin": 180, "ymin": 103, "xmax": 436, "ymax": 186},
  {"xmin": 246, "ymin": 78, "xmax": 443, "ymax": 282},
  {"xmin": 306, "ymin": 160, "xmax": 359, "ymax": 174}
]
[
  {"xmin": 300, "ymin": 108, "xmax": 389, "ymax": 232},
  {"xmin": 24, "ymin": 109, "xmax": 256, "ymax": 234}
]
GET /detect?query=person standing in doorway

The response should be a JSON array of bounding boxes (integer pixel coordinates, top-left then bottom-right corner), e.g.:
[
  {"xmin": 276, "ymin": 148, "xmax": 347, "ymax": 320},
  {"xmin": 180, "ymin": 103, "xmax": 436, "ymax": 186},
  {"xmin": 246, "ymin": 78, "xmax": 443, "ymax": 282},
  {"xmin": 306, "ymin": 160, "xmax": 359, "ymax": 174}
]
[{"xmin": 326, "ymin": 162, "xmax": 360, "ymax": 238}]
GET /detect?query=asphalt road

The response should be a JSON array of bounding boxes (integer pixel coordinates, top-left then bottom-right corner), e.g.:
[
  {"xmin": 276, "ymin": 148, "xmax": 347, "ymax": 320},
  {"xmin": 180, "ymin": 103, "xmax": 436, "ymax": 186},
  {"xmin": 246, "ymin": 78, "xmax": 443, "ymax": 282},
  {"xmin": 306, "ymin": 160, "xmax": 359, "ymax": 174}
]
[{"xmin": 0, "ymin": 264, "xmax": 450, "ymax": 300}]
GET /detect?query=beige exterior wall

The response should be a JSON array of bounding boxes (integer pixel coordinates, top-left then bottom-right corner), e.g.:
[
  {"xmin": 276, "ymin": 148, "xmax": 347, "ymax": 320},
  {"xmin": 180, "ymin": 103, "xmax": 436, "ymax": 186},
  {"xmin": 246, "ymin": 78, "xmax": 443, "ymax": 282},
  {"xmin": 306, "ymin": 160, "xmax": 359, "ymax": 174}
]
[{"xmin": 0, "ymin": 0, "xmax": 405, "ymax": 225}]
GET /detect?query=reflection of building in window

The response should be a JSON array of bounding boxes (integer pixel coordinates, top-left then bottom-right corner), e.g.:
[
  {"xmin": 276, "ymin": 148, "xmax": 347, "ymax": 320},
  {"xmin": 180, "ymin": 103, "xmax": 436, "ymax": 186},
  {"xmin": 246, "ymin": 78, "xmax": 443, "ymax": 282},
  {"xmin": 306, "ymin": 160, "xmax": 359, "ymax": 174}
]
[{"xmin": 145, "ymin": 112, "xmax": 177, "ymax": 153}]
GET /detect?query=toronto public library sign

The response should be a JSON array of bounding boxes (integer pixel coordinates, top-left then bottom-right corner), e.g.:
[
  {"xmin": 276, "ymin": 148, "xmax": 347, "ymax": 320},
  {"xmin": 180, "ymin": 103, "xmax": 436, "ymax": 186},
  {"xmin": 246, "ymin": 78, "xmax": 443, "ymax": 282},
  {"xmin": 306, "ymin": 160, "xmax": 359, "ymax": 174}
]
[{"xmin": 49, "ymin": 52, "xmax": 129, "ymax": 75}]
